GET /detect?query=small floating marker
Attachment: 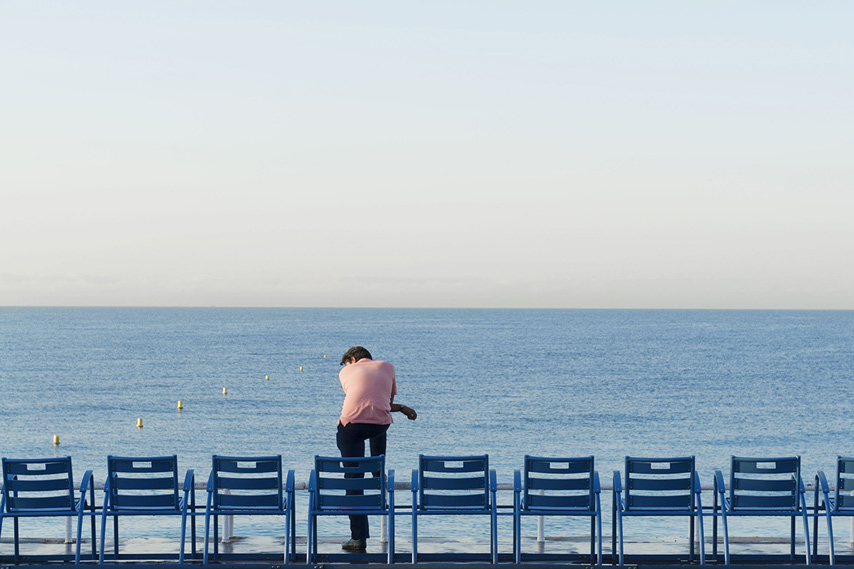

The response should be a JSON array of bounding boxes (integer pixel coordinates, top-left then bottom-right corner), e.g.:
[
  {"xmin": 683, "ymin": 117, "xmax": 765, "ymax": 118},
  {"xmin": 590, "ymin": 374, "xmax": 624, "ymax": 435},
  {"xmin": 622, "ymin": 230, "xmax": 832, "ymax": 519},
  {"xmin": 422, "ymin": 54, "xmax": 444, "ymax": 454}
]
[
  {"xmin": 265, "ymin": 375, "xmax": 269, "ymax": 381},
  {"xmin": 53, "ymin": 435, "xmax": 60, "ymax": 446},
  {"xmin": 177, "ymin": 400, "xmax": 183, "ymax": 410},
  {"xmin": 299, "ymin": 366, "xmax": 303, "ymax": 371},
  {"xmin": 222, "ymin": 387, "xmax": 227, "ymax": 395},
  {"xmin": 137, "ymin": 418, "xmax": 143, "ymax": 428},
  {"xmin": 323, "ymin": 354, "xmax": 327, "ymax": 359}
]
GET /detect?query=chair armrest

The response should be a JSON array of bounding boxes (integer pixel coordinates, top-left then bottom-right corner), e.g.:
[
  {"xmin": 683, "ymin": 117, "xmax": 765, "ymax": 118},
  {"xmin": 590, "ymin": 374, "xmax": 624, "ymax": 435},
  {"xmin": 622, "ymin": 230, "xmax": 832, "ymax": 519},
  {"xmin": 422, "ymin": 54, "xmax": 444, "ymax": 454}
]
[
  {"xmin": 815, "ymin": 470, "xmax": 831, "ymax": 509},
  {"xmin": 693, "ymin": 471, "xmax": 702, "ymax": 494},
  {"xmin": 388, "ymin": 469, "xmax": 395, "ymax": 495},
  {"xmin": 285, "ymin": 469, "xmax": 295, "ymax": 493},
  {"xmin": 513, "ymin": 470, "xmax": 521, "ymax": 493},
  {"xmin": 308, "ymin": 469, "xmax": 316, "ymax": 493},
  {"xmin": 79, "ymin": 469, "xmax": 94, "ymax": 496},
  {"xmin": 593, "ymin": 471, "xmax": 602, "ymax": 494},
  {"xmin": 206, "ymin": 470, "xmax": 215, "ymax": 493},
  {"xmin": 79, "ymin": 470, "xmax": 95, "ymax": 511},
  {"xmin": 713, "ymin": 470, "xmax": 725, "ymax": 494},
  {"xmin": 612, "ymin": 470, "xmax": 622, "ymax": 494},
  {"xmin": 411, "ymin": 469, "xmax": 418, "ymax": 494},
  {"xmin": 816, "ymin": 471, "xmax": 831, "ymax": 495},
  {"xmin": 489, "ymin": 469, "xmax": 497, "ymax": 492},
  {"xmin": 183, "ymin": 469, "xmax": 195, "ymax": 493}
]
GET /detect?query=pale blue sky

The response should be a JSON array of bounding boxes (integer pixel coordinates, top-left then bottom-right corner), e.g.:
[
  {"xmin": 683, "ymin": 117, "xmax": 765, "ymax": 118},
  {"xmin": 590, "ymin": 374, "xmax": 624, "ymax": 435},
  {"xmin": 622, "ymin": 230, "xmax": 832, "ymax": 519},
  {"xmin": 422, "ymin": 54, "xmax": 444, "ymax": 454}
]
[{"xmin": 2, "ymin": 1, "xmax": 852, "ymax": 308}]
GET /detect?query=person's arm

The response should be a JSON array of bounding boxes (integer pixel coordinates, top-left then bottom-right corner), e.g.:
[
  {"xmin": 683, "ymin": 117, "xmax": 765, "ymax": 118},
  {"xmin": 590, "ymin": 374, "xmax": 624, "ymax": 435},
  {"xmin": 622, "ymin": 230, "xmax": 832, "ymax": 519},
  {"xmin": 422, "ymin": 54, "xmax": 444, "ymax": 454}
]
[{"xmin": 390, "ymin": 396, "xmax": 417, "ymax": 420}]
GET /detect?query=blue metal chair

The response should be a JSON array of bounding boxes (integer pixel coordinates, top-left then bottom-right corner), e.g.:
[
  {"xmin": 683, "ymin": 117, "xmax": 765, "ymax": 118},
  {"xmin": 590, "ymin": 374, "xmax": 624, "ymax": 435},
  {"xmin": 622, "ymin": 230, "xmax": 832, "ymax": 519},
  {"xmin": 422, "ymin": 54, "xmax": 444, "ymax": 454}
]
[
  {"xmin": 0, "ymin": 456, "xmax": 96, "ymax": 564},
  {"xmin": 203, "ymin": 455, "xmax": 295, "ymax": 564},
  {"xmin": 813, "ymin": 456, "xmax": 854, "ymax": 565},
  {"xmin": 411, "ymin": 454, "xmax": 497, "ymax": 563},
  {"xmin": 513, "ymin": 455, "xmax": 602, "ymax": 564},
  {"xmin": 613, "ymin": 456, "xmax": 705, "ymax": 566},
  {"xmin": 307, "ymin": 455, "xmax": 394, "ymax": 563},
  {"xmin": 98, "ymin": 455, "xmax": 195, "ymax": 563},
  {"xmin": 713, "ymin": 456, "xmax": 810, "ymax": 564}
]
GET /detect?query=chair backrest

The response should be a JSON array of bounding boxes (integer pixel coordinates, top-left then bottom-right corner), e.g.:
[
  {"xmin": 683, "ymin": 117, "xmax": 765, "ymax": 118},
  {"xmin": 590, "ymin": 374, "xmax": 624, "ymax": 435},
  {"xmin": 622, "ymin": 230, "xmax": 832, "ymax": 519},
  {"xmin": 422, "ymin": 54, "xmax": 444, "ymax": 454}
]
[
  {"xmin": 312, "ymin": 455, "xmax": 386, "ymax": 511},
  {"xmin": 2, "ymin": 457, "xmax": 76, "ymax": 512},
  {"xmin": 418, "ymin": 454, "xmax": 489, "ymax": 510},
  {"xmin": 729, "ymin": 456, "xmax": 800, "ymax": 511},
  {"xmin": 835, "ymin": 456, "xmax": 854, "ymax": 511},
  {"xmin": 106, "ymin": 455, "xmax": 179, "ymax": 511},
  {"xmin": 210, "ymin": 455, "xmax": 283, "ymax": 511},
  {"xmin": 523, "ymin": 455, "xmax": 595, "ymax": 511},
  {"xmin": 624, "ymin": 456, "xmax": 696, "ymax": 512}
]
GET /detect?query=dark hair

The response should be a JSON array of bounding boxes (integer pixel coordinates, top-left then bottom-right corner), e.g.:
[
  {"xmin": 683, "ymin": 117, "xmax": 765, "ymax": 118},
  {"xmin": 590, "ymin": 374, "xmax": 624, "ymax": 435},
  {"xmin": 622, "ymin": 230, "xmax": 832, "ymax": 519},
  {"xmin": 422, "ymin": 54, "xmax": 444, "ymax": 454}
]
[{"xmin": 340, "ymin": 346, "xmax": 372, "ymax": 366}]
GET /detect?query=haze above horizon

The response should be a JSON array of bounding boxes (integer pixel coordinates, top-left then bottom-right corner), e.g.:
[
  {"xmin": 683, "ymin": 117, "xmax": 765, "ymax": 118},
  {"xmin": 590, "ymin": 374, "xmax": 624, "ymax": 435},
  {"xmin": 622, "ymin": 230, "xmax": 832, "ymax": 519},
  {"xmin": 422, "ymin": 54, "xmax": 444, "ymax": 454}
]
[{"xmin": 2, "ymin": 1, "xmax": 852, "ymax": 309}]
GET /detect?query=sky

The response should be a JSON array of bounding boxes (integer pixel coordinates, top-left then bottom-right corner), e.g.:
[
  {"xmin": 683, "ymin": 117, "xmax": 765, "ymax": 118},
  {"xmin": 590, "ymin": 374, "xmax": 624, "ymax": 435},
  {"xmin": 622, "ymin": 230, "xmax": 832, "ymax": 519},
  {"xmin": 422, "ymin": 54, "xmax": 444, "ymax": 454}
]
[{"xmin": 1, "ymin": 1, "xmax": 852, "ymax": 309}]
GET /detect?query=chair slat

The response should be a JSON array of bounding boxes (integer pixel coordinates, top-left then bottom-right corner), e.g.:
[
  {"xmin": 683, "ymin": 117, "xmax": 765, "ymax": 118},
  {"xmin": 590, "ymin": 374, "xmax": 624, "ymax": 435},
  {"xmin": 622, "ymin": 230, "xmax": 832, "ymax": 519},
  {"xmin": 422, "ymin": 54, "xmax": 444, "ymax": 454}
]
[
  {"xmin": 3, "ymin": 460, "xmax": 72, "ymax": 476},
  {"xmin": 731, "ymin": 494, "xmax": 797, "ymax": 510},
  {"xmin": 318, "ymin": 494, "xmax": 383, "ymax": 509},
  {"xmin": 5, "ymin": 477, "xmax": 70, "ymax": 492},
  {"xmin": 114, "ymin": 494, "xmax": 177, "ymax": 509},
  {"xmin": 422, "ymin": 493, "xmax": 486, "ymax": 508},
  {"xmin": 627, "ymin": 459, "xmax": 693, "ymax": 475},
  {"xmin": 526, "ymin": 457, "xmax": 593, "ymax": 475},
  {"xmin": 8, "ymin": 495, "xmax": 74, "ymax": 511},
  {"xmin": 316, "ymin": 459, "xmax": 383, "ymax": 474},
  {"xmin": 422, "ymin": 458, "xmax": 487, "ymax": 473},
  {"xmin": 215, "ymin": 459, "xmax": 279, "ymax": 474},
  {"xmin": 528, "ymin": 477, "xmax": 591, "ymax": 491},
  {"xmin": 422, "ymin": 475, "xmax": 485, "ymax": 490},
  {"xmin": 629, "ymin": 477, "xmax": 692, "ymax": 491},
  {"xmin": 733, "ymin": 477, "xmax": 795, "ymax": 492},
  {"xmin": 113, "ymin": 476, "xmax": 176, "ymax": 491},
  {"xmin": 836, "ymin": 494, "xmax": 854, "ymax": 510},
  {"xmin": 838, "ymin": 458, "xmax": 854, "ymax": 474},
  {"xmin": 837, "ymin": 476, "xmax": 854, "ymax": 492},
  {"xmin": 627, "ymin": 494, "xmax": 692, "ymax": 510},
  {"xmin": 733, "ymin": 458, "xmax": 798, "ymax": 474},
  {"xmin": 109, "ymin": 458, "xmax": 176, "ymax": 473},
  {"xmin": 527, "ymin": 494, "xmax": 591, "ymax": 509},
  {"xmin": 216, "ymin": 476, "xmax": 280, "ymax": 491},
  {"xmin": 317, "ymin": 477, "xmax": 382, "ymax": 491},
  {"xmin": 217, "ymin": 493, "xmax": 280, "ymax": 508}
]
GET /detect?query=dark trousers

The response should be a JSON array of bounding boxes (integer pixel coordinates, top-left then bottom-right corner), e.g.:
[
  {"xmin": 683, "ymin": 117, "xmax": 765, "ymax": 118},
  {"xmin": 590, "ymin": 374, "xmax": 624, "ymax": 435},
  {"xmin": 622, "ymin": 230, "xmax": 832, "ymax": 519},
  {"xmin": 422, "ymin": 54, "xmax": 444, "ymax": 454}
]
[{"xmin": 336, "ymin": 422, "xmax": 389, "ymax": 540}]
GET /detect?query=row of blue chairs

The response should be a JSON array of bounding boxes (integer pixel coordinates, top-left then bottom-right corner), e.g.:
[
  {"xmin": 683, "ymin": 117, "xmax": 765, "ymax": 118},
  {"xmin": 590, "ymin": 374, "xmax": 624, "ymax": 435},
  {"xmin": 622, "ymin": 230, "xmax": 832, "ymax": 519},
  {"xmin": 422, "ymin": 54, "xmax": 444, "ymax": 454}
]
[{"xmin": 2, "ymin": 454, "xmax": 852, "ymax": 565}]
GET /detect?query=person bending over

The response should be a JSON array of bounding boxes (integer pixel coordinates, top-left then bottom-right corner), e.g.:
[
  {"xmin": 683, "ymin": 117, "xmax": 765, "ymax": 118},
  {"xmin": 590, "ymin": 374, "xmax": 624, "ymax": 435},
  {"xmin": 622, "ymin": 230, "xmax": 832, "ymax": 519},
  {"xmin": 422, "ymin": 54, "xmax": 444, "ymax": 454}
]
[{"xmin": 337, "ymin": 346, "xmax": 417, "ymax": 551}]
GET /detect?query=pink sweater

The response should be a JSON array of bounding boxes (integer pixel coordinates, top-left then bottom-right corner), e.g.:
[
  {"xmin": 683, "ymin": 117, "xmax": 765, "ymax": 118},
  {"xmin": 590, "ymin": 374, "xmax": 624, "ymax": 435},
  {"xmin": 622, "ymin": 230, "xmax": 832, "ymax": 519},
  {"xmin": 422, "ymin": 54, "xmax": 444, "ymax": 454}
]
[{"xmin": 338, "ymin": 359, "xmax": 397, "ymax": 426}]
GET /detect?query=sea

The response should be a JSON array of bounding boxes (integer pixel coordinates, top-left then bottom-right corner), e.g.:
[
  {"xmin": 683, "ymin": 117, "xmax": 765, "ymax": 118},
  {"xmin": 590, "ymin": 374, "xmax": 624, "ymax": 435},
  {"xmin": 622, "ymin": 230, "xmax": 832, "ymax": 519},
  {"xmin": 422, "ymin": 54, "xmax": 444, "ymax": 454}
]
[{"xmin": 1, "ymin": 307, "xmax": 853, "ymax": 554}]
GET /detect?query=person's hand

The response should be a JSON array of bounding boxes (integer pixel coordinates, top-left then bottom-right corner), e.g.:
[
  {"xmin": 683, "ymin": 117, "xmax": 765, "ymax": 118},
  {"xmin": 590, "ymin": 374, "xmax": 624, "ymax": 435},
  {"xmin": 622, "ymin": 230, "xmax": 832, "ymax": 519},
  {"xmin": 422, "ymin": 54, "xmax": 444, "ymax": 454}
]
[{"xmin": 402, "ymin": 406, "xmax": 417, "ymax": 420}]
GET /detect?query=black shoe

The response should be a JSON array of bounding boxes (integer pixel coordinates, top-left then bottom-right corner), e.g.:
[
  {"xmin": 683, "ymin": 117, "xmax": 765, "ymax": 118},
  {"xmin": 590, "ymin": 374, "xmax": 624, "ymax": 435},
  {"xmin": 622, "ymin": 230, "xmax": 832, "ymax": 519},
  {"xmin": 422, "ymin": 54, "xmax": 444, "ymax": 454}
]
[{"xmin": 341, "ymin": 538, "xmax": 367, "ymax": 551}]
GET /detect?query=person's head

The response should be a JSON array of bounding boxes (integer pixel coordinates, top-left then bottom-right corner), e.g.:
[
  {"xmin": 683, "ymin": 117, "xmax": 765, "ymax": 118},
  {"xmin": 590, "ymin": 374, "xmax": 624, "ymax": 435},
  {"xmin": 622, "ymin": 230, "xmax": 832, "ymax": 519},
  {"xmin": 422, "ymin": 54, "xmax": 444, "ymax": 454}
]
[{"xmin": 340, "ymin": 346, "xmax": 372, "ymax": 366}]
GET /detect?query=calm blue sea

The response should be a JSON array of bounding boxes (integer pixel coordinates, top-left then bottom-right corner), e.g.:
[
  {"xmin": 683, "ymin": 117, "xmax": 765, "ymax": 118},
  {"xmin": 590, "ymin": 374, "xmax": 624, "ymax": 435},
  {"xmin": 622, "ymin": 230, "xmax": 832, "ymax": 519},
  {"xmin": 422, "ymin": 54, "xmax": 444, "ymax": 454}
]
[{"xmin": 1, "ymin": 308, "xmax": 853, "ymax": 548}]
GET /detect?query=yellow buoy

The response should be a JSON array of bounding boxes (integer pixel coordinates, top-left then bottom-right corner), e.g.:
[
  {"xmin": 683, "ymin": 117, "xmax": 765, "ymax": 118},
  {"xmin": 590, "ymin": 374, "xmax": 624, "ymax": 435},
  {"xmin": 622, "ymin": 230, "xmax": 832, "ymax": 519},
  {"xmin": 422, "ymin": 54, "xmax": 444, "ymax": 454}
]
[
  {"xmin": 137, "ymin": 418, "xmax": 143, "ymax": 428},
  {"xmin": 53, "ymin": 435, "xmax": 60, "ymax": 446},
  {"xmin": 177, "ymin": 400, "xmax": 183, "ymax": 410},
  {"xmin": 299, "ymin": 366, "xmax": 303, "ymax": 371},
  {"xmin": 222, "ymin": 387, "xmax": 227, "ymax": 395},
  {"xmin": 323, "ymin": 354, "xmax": 327, "ymax": 359},
  {"xmin": 265, "ymin": 375, "xmax": 269, "ymax": 381}
]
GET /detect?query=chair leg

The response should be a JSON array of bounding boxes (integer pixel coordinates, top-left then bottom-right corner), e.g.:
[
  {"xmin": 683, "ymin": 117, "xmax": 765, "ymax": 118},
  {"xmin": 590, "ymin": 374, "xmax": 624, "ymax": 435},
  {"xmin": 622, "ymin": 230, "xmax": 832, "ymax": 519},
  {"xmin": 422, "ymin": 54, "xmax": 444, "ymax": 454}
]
[
  {"xmin": 284, "ymin": 511, "xmax": 291, "ymax": 565},
  {"xmin": 203, "ymin": 513, "xmax": 211, "ymax": 565},
  {"xmin": 801, "ymin": 511, "xmax": 811, "ymax": 565},
  {"xmin": 98, "ymin": 512, "xmax": 107, "ymax": 564},
  {"xmin": 388, "ymin": 511, "xmax": 395, "ymax": 565},
  {"xmin": 179, "ymin": 514, "xmax": 187, "ymax": 564},
  {"xmin": 114, "ymin": 517, "xmax": 119, "ymax": 557}
]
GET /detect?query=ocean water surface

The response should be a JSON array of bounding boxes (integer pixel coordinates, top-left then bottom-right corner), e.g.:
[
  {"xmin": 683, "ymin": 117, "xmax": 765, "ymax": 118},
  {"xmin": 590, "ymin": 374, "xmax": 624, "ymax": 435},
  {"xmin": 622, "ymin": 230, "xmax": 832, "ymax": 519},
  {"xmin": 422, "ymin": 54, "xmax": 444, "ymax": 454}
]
[{"xmin": 1, "ymin": 308, "xmax": 853, "ymax": 551}]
